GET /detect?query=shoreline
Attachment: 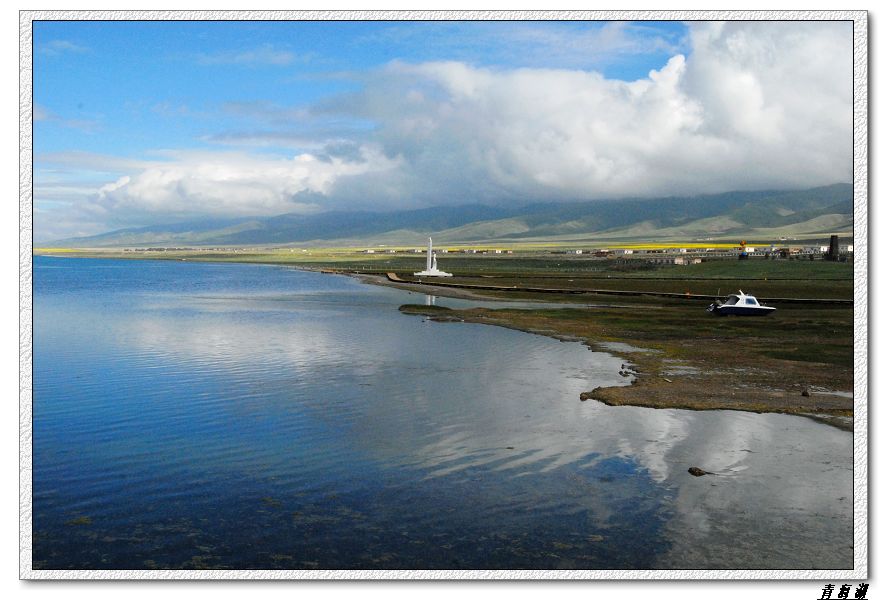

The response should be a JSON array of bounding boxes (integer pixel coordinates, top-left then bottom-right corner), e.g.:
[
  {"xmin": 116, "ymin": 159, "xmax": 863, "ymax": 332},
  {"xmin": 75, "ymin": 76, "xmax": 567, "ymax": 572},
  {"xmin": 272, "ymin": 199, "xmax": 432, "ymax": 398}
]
[
  {"xmin": 398, "ymin": 303, "xmax": 853, "ymax": 431},
  {"xmin": 354, "ymin": 271, "xmax": 852, "ymax": 430}
]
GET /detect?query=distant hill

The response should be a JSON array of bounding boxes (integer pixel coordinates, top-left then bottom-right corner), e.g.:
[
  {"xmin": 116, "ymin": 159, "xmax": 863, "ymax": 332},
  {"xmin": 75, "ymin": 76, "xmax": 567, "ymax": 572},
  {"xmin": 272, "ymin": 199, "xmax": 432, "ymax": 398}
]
[{"xmin": 54, "ymin": 183, "xmax": 853, "ymax": 247}]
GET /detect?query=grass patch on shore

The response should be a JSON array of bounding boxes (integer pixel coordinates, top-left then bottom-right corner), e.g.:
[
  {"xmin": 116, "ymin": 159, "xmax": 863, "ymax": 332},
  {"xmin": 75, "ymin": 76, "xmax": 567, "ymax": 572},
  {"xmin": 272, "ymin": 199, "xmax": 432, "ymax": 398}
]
[{"xmin": 399, "ymin": 304, "xmax": 453, "ymax": 315}]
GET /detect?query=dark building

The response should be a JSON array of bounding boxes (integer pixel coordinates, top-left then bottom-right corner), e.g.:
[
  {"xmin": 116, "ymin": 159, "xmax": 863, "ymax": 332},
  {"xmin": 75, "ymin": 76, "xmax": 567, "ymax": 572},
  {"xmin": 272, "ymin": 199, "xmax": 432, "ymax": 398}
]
[{"xmin": 826, "ymin": 235, "xmax": 840, "ymax": 261}]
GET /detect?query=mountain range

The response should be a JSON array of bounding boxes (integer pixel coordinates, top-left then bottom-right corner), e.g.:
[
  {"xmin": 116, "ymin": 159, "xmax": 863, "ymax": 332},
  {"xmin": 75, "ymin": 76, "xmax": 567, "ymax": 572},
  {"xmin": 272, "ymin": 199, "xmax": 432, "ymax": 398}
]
[{"xmin": 52, "ymin": 183, "xmax": 853, "ymax": 247}]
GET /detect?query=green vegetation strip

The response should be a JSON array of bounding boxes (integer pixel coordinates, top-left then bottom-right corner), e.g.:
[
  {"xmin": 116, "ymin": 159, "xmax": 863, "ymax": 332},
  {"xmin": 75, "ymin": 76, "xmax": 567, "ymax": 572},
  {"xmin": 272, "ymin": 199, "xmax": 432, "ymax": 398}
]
[{"xmin": 387, "ymin": 273, "xmax": 852, "ymax": 304}]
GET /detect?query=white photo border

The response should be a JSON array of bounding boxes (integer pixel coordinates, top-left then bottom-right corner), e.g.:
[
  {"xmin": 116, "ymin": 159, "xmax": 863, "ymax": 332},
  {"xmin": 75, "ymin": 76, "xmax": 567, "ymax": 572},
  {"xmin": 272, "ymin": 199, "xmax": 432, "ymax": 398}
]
[{"xmin": 19, "ymin": 8, "xmax": 869, "ymax": 581}]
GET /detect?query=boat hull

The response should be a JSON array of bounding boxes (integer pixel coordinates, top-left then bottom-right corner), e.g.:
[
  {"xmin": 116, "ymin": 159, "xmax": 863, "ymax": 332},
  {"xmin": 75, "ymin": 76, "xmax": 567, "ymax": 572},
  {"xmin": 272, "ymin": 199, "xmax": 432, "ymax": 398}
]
[{"xmin": 708, "ymin": 304, "xmax": 776, "ymax": 316}]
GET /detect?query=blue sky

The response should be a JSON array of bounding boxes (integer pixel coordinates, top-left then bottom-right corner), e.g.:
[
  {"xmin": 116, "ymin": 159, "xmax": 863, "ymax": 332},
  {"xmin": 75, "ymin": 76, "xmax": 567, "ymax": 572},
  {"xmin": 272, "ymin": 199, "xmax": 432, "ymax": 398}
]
[
  {"xmin": 32, "ymin": 19, "xmax": 851, "ymax": 241},
  {"xmin": 34, "ymin": 21, "xmax": 688, "ymax": 156}
]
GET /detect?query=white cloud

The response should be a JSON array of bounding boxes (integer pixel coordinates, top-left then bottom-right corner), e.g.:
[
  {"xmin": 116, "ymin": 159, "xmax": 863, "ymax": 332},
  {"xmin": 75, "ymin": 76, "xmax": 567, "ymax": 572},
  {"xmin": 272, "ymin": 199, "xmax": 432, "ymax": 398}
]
[
  {"xmin": 196, "ymin": 44, "xmax": 300, "ymax": 66},
  {"xmin": 37, "ymin": 21, "xmax": 853, "ymax": 239},
  {"xmin": 328, "ymin": 20, "xmax": 851, "ymax": 202},
  {"xmin": 501, "ymin": 21, "xmax": 684, "ymax": 65},
  {"xmin": 39, "ymin": 39, "xmax": 89, "ymax": 56},
  {"xmin": 356, "ymin": 21, "xmax": 686, "ymax": 71},
  {"xmin": 34, "ymin": 104, "xmax": 50, "ymax": 121},
  {"xmin": 32, "ymin": 105, "xmax": 101, "ymax": 133},
  {"xmin": 91, "ymin": 148, "xmax": 402, "ymax": 221},
  {"xmin": 37, "ymin": 151, "xmax": 151, "ymax": 174}
]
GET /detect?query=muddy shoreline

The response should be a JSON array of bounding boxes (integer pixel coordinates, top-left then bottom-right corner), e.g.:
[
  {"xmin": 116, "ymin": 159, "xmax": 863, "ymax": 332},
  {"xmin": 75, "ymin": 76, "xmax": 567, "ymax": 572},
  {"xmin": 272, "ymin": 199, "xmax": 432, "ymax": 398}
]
[{"xmin": 355, "ymin": 273, "xmax": 853, "ymax": 431}]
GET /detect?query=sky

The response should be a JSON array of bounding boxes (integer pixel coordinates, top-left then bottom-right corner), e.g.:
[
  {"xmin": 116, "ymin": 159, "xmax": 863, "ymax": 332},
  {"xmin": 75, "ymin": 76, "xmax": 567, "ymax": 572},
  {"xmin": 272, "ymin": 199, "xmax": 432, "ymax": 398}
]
[{"xmin": 32, "ymin": 19, "xmax": 853, "ymax": 242}]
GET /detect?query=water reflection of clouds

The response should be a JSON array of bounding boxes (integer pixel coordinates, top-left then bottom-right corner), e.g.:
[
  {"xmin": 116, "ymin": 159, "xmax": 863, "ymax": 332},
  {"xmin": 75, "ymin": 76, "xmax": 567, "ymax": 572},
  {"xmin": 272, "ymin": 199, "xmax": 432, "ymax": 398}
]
[
  {"xmin": 405, "ymin": 395, "xmax": 851, "ymax": 568},
  {"xmin": 126, "ymin": 314, "xmax": 345, "ymax": 375},
  {"xmin": 114, "ymin": 280, "xmax": 851, "ymax": 569}
]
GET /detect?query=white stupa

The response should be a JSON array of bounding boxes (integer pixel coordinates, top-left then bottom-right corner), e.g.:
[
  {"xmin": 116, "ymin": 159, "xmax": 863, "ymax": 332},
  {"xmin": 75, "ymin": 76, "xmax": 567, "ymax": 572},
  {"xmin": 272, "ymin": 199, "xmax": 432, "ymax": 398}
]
[{"xmin": 414, "ymin": 237, "xmax": 452, "ymax": 277}]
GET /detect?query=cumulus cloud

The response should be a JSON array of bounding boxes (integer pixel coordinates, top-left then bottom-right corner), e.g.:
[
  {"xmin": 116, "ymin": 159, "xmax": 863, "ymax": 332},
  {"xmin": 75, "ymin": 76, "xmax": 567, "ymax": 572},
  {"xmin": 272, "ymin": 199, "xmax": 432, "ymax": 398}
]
[
  {"xmin": 325, "ymin": 20, "xmax": 851, "ymax": 202},
  {"xmin": 90, "ymin": 148, "xmax": 401, "ymax": 222},
  {"xmin": 39, "ymin": 21, "xmax": 853, "ymax": 239}
]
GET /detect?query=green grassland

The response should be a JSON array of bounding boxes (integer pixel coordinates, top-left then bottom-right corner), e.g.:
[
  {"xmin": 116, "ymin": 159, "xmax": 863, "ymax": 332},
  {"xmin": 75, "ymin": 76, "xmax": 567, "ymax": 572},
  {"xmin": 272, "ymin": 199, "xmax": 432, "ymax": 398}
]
[
  {"xmin": 36, "ymin": 246, "xmax": 853, "ymax": 276},
  {"xmin": 35, "ymin": 246, "xmax": 854, "ymax": 300}
]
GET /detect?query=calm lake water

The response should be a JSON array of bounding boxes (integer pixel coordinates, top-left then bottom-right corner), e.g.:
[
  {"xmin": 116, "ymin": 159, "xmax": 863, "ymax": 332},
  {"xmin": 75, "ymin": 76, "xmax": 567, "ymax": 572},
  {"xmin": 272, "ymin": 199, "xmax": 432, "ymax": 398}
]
[{"xmin": 32, "ymin": 256, "xmax": 853, "ymax": 570}]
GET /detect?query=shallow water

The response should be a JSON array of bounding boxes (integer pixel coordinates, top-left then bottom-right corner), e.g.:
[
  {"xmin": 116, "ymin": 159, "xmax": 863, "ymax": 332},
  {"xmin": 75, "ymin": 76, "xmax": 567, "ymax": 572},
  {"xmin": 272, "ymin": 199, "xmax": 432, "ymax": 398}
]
[{"xmin": 32, "ymin": 256, "xmax": 853, "ymax": 570}]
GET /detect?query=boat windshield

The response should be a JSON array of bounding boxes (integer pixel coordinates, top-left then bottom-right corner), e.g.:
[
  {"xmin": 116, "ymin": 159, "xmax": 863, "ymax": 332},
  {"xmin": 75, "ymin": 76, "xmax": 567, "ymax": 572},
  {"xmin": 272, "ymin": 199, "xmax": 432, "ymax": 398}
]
[{"xmin": 724, "ymin": 296, "xmax": 739, "ymax": 305}]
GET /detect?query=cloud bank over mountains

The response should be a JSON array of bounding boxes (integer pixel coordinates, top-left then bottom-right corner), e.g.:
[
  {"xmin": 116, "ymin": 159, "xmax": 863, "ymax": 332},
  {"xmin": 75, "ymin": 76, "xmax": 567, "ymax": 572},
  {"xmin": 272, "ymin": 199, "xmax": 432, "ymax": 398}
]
[{"xmin": 36, "ymin": 21, "xmax": 853, "ymax": 241}]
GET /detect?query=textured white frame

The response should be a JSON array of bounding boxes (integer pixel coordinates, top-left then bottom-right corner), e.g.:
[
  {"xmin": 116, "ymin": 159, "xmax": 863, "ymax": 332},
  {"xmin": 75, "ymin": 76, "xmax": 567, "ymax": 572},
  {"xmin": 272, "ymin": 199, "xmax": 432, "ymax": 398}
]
[{"xmin": 19, "ymin": 9, "xmax": 869, "ymax": 581}]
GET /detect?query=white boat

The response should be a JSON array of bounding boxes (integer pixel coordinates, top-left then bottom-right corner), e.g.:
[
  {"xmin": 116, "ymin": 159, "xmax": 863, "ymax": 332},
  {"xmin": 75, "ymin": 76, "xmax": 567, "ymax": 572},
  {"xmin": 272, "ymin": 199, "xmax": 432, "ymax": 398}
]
[{"xmin": 707, "ymin": 290, "xmax": 776, "ymax": 316}]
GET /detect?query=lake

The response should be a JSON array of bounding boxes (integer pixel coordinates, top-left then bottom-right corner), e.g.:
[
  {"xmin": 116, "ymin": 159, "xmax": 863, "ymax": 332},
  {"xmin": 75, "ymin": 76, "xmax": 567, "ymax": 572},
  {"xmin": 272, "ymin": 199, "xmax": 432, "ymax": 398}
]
[{"xmin": 32, "ymin": 256, "xmax": 853, "ymax": 571}]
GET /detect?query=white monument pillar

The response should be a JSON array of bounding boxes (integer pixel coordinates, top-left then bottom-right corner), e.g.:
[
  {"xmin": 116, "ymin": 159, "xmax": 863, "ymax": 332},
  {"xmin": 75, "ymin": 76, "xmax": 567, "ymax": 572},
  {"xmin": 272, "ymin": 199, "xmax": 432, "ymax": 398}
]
[{"xmin": 414, "ymin": 237, "xmax": 452, "ymax": 277}]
